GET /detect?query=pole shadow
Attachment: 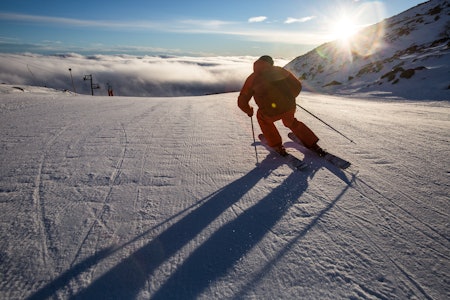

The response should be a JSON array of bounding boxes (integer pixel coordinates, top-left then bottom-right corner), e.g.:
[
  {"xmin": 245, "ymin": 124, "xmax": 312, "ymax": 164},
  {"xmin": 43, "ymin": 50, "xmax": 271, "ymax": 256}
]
[{"xmin": 26, "ymin": 247, "xmax": 116, "ymax": 300}]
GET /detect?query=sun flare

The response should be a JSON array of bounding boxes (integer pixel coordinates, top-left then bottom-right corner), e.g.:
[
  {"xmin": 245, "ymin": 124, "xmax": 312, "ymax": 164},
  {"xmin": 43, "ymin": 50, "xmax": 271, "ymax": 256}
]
[{"xmin": 331, "ymin": 17, "xmax": 359, "ymax": 41}]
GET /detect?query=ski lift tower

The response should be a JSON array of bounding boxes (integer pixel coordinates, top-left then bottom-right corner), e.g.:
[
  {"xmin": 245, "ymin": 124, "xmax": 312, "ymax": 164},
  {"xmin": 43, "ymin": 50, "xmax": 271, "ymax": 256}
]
[
  {"xmin": 83, "ymin": 74, "xmax": 100, "ymax": 96},
  {"xmin": 68, "ymin": 68, "xmax": 76, "ymax": 93}
]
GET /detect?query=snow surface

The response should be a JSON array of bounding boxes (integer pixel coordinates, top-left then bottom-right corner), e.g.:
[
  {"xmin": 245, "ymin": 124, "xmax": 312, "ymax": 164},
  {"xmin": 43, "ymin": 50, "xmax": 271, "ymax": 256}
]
[{"xmin": 0, "ymin": 84, "xmax": 449, "ymax": 299}]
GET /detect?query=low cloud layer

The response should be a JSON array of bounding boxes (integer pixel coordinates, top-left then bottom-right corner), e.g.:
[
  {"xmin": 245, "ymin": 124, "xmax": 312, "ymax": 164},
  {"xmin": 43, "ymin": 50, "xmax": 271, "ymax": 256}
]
[{"xmin": 0, "ymin": 54, "xmax": 288, "ymax": 97}]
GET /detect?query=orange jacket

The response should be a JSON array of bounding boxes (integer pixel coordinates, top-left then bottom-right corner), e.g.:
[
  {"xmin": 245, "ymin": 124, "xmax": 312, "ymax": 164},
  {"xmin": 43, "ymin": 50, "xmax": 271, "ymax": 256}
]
[{"xmin": 238, "ymin": 59, "xmax": 302, "ymax": 117}]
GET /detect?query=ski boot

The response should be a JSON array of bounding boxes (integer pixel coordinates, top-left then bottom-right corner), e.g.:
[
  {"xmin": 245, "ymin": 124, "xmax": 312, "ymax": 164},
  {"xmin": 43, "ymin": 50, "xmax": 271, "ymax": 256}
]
[
  {"xmin": 310, "ymin": 144, "xmax": 327, "ymax": 157},
  {"xmin": 274, "ymin": 145, "xmax": 288, "ymax": 157}
]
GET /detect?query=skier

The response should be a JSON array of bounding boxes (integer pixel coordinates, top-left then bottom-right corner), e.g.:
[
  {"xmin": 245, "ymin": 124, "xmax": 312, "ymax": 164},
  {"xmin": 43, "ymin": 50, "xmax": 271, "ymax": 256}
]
[
  {"xmin": 107, "ymin": 82, "xmax": 114, "ymax": 96},
  {"xmin": 238, "ymin": 55, "xmax": 326, "ymax": 157}
]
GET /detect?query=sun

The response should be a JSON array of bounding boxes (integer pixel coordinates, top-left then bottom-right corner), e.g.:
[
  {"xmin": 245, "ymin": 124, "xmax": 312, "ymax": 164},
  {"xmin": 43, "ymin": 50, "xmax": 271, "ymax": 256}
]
[{"xmin": 331, "ymin": 17, "xmax": 359, "ymax": 41}]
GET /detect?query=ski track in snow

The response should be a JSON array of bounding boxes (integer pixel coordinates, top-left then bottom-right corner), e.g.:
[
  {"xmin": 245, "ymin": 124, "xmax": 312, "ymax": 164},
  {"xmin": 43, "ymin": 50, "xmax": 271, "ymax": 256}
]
[
  {"xmin": 0, "ymin": 87, "xmax": 449, "ymax": 299},
  {"xmin": 33, "ymin": 125, "xmax": 69, "ymax": 271}
]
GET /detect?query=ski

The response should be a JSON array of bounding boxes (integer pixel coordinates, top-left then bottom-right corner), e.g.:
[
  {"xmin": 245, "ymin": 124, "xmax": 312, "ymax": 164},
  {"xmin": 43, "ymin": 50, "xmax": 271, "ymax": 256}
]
[
  {"xmin": 288, "ymin": 132, "xmax": 351, "ymax": 169},
  {"xmin": 258, "ymin": 134, "xmax": 307, "ymax": 171}
]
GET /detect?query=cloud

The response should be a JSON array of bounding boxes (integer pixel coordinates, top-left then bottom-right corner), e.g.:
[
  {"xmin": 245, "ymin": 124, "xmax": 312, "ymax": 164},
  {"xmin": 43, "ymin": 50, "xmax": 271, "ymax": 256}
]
[
  {"xmin": 248, "ymin": 16, "xmax": 267, "ymax": 23},
  {"xmin": 0, "ymin": 12, "xmax": 234, "ymax": 33},
  {"xmin": 180, "ymin": 19, "xmax": 235, "ymax": 29},
  {"xmin": 284, "ymin": 16, "xmax": 316, "ymax": 24},
  {"xmin": 0, "ymin": 12, "xmax": 160, "ymax": 29},
  {"xmin": 0, "ymin": 53, "xmax": 261, "ymax": 97}
]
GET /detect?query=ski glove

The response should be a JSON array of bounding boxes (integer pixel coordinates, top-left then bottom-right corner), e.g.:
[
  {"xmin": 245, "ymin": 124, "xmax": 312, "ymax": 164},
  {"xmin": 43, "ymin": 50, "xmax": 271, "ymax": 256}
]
[{"xmin": 247, "ymin": 107, "xmax": 254, "ymax": 117}]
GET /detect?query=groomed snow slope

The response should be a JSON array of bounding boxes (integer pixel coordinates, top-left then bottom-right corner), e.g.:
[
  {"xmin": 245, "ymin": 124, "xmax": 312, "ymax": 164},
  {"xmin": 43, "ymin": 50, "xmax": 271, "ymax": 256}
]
[{"xmin": 0, "ymin": 85, "xmax": 449, "ymax": 299}]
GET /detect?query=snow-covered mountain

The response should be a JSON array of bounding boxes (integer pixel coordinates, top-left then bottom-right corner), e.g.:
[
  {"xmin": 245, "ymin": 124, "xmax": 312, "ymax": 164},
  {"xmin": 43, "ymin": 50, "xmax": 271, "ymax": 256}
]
[{"xmin": 285, "ymin": 0, "xmax": 450, "ymax": 100}]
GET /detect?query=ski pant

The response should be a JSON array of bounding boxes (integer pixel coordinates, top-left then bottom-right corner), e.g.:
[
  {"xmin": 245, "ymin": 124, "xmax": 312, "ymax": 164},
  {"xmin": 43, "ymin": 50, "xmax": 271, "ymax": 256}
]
[{"xmin": 257, "ymin": 108, "xmax": 319, "ymax": 149}]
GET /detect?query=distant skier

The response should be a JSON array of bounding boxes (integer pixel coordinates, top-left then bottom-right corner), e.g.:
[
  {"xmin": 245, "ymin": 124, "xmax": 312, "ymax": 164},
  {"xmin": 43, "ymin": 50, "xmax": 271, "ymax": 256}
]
[
  {"xmin": 238, "ymin": 55, "xmax": 326, "ymax": 156},
  {"xmin": 107, "ymin": 82, "xmax": 114, "ymax": 96}
]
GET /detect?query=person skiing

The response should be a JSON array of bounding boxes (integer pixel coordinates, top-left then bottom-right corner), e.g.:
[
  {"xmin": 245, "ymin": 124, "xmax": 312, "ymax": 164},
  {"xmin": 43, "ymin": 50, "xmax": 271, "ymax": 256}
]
[{"xmin": 238, "ymin": 55, "xmax": 326, "ymax": 157}]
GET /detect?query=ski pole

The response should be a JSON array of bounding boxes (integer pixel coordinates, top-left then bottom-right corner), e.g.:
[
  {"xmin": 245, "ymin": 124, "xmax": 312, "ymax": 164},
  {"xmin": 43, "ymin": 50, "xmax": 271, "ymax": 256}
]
[
  {"xmin": 250, "ymin": 116, "xmax": 260, "ymax": 165},
  {"xmin": 296, "ymin": 103, "xmax": 356, "ymax": 144}
]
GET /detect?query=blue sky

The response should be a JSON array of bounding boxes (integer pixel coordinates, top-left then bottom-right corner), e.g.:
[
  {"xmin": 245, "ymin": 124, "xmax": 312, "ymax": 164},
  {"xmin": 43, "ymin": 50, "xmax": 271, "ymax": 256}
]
[{"xmin": 0, "ymin": 0, "xmax": 425, "ymax": 58}]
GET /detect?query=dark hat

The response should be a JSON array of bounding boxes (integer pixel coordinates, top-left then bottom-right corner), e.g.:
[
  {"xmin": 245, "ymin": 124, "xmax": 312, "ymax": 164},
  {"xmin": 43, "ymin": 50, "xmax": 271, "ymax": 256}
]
[{"xmin": 257, "ymin": 55, "xmax": 274, "ymax": 65}]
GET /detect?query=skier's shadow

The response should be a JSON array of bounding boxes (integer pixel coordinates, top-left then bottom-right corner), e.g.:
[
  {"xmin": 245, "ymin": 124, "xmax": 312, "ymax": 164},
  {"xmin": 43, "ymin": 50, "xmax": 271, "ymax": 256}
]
[
  {"xmin": 151, "ymin": 160, "xmax": 312, "ymax": 299},
  {"xmin": 27, "ymin": 149, "xmax": 351, "ymax": 300},
  {"xmin": 64, "ymin": 155, "xmax": 309, "ymax": 299}
]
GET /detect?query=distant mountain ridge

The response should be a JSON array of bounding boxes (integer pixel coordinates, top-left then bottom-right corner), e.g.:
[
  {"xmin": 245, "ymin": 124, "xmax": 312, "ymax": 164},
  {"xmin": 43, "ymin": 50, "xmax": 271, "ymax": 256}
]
[{"xmin": 285, "ymin": 0, "xmax": 449, "ymax": 100}]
